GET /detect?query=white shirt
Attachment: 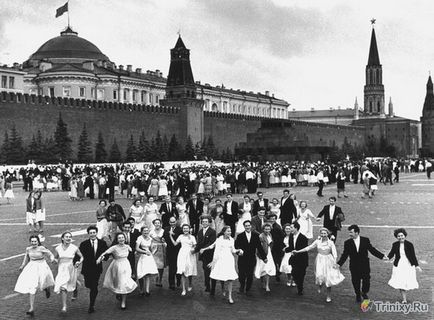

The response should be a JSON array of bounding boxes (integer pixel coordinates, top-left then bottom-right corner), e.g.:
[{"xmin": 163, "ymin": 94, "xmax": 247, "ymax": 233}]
[
  {"xmin": 246, "ymin": 171, "xmax": 254, "ymax": 179},
  {"xmin": 353, "ymin": 236, "xmax": 360, "ymax": 252},
  {"xmin": 91, "ymin": 239, "xmax": 97, "ymax": 254},
  {"xmin": 202, "ymin": 227, "xmax": 209, "ymax": 236},
  {"xmin": 281, "ymin": 196, "xmax": 288, "ymax": 206},
  {"xmin": 245, "ymin": 231, "xmax": 251, "ymax": 243},
  {"xmin": 167, "ymin": 203, "xmax": 172, "ymax": 212},
  {"xmin": 226, "ymin": 201, "xmax": 232, "ymax": 215},
  {"xmin": 259, "ymin": 199, "xmax": 264, "ymax": 207},
  {"xmin": 293, "ymin": 232, "xmax": 299, "ymax": 246},
  {"xmin": 329, "ymin": 205, "xmax": 335, "ymax": 220},
  {"xmin": 317, "ymin": 171, "xmax": 324, "ymax": 181}
]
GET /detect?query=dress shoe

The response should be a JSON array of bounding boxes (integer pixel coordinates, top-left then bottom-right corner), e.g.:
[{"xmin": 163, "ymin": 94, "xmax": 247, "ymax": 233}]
[
  {"xmin": 326, "ymin": 297, "xmax": 332, "ymax": 303},
  {"xmin": 26, "ymin": 311, "xmax": 34, "ymax": 317},
  {"xmin": 88, "ymin": 306, "xmax": 95, "ymax": 314},
  {"xmin": 156, "ymin": 283, "xmax": 162, "ymax": 287},
  {"xmin": 121, "ymin": 305, "xmax": 126, "ymax": 310},
  {"xmin": 145, "ymin": 292, "xmax": 150, "ymax": 297},
  {"xmin": 356, "ymin": 295, "xmax": 362, "ymax": 303},
  {"xmin": 205, "ymin": 288, "xmax": 210, "ymax": 292},
  {"xmin": 210, "ymin": 290, "xmax": 215, "ymax": 296},
  {"xmin": 116, "ymin": 294, "xmax": 121, "ymax": 301},
  {"xmin": 362, "ymin": 293, "xmax": 369, "ymax": 300},
  {"xmin": 228, "ymin": 298, "xmax": 234, "ymax": 304}
]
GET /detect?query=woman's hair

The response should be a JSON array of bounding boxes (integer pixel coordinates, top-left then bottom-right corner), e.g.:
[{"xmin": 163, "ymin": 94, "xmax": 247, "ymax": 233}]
[
  {"xmin": 27, "ymin": 191, "xmax": 34, "ymax": 199},
  {"xmin": 393, "ymin": 228, "xmax": 407, "ymax": 238},
  {"xmin": 282, "ymin": 223, "xmax": 292, "ymax": 232},
  {"xmin": 133, "ymin": 199, "xmax": 141, "ymax": 206},
  {"xmin": 99, "ymin": 199, "xmax": 107, "ymax": 206},
  {"xmin": 60, "ymin": 231, "xmax": 72, "ymax": 244},
  {"xmin": 318, "ymin": 227, "xmax": 331, "ymax": 236},
  {"xmin": 29, "ymin": 235, "xmax": 41, "ymax": 245},
  {"xmin": 217, "ymin": 225, "xmax": 231, "ymax": 238},
  {"xmin": 34, "ymin": 191, "xmax": 42, "ymax": 199},
  {"xmin": 152, "ymin": 218, "xmax": 162, "ymax": 225},
  {"xmin": 299, "ymin": 200, "xmax": 307, "ymax": 207},
  {"xmin": 181, "ymin": 223, "xmax": 190, "ymax": 230},
  {"xmin": 262, "ymin": 223, "xmax": 272, "ymax": 232},
  {"xmin": 140, "ymin": 226, "xmax": 149, "ymax": 233}
]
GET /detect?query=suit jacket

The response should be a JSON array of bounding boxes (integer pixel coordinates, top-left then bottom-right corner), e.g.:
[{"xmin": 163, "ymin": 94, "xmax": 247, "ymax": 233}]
[
  {"xmin": 337, "ymin": 236, "xmax": 384, "ymax": 275},
  {"xmin": 79, "ymin": 238, "xmax": 109, "ymax": 277},
  {"xmin": 194, "ymin": 227, "xmax": 216, "ymax": 263},
  {"xmin": 163, "ymin": 225, "xmax": 182, "ymax": 261},
  {"xmin": 317, "ymin": 205, "xmax": 343, "ymax": 231},
  {"xmin": 387, "ymin": 240, "xmax": 418, "ymax": 267},
  {"xmin": 280, "ymin": 196, "xmax": 297, "ymax": 224},
  {"xmin": 125, "ymin": 230, "xmax": 140, "ymax": 270},
  {"xmin": 235, "ymin": 231, "xmax": 266, "ymax": 265},
  {"xmin": 251, "ymin": 215, "xmax": 265, "ymax": 234},
  {"xmin": 186, "ymin": 199, "xmax": 204, "ymax": 225},
  {"xmin": 252, "ymin": 198, "xmax": 269, "ymax": 216},
  {"xmin": 159, "ymin": 202, "xmax": 179, "ymax": 227},
  {"xmin": 223, "ymin": 201, "xmax": 239, "ymax": 226},
  {"xmin": 287, "ymin": 233, "xmax": 308, "ymax": 268}
]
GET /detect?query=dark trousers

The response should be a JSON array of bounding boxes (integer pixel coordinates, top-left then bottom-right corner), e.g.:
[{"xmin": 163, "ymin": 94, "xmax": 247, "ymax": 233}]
[
  {"xmin": 167, "ymin": 255, "xmax": 181, "ymax": 287},
  {"xmin": 84, "ymin": 274, "xmax": 101, "ymax": 307},
  {"xmin": 351, "ymin": 271, "xmax": 370, "ymax": 296},
  {"xmin": 238, "ymin": 260, "xmax": 255, "ymax": 291},
  {"xmin": 317, "ymin": 180, "xmax": 324, "ymax": 196},
  {"xmin": 291, "ymin": 265, "xmax": 306, "ymax": 294},
  {"xmin": 202, "ymin": 260, "xmax": 212, "ymax": 290},
  {"xmin": 272, "ymin": 250, "xmax": 282, "ymax": 277}
]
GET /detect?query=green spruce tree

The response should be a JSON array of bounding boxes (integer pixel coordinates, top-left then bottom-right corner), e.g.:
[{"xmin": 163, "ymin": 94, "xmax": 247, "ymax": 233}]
[
  {"xmin": 125, "ymin": 135, "xmax": 137, "ymax": 162},
  {"xmin": 109, "ymin": 138, "xmax": 122, "ymax": 162},
  {"xmin": 8, "ymin": 124, "xmax": 25, "ymax": 164},
  {"xmin": 1, "ymin": 131, "xmax": 10, "ymax": 163},
  {"xmin": 184, "ymin": 135, "xmax": 195, "ymax": 160},
  {"xmin": 137, "ymin": 131, "xmax": 150, "ymax": 161},
  {"xmin": 94, "ymin": 131, "xmax": 107, "ymax": 163},
  {"xmin": 77, "ymin": 124, "xmax": 92, "ymax": 163},
  {"xmin": 53, "ymin": 113, "xmax": 72, "ymax": 162}
]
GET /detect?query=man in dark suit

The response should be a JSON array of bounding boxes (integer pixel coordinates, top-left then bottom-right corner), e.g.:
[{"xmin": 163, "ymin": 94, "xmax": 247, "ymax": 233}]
[
  {"xmin": 159, "ymin": 195, "xmax": 178, "ymax": 228},
  {"xmin": 280, "ymin": 189, "xmax": 297, "ymax": 226},
  {"xmin": 122, "ymin": 221, "xmax": 139, "ymax": 280},
  {"xmin": 235, "ymin": 220, "xmax": 267, "ymax": 295},
  {"xmin": 287, "ymin": 221, "xmax": 308, "ymax": 295},
  {"xmin": 267, "ymin": 213, "xmax": 284, "ymax": 282},
  {"xmin": 336, "ymin": 224, "xmax": 386, "ymax": 302},
  {"xmin": 252, "ymin": 191, "xmax": 269, "ymax": 216},
  {"xmin": 251, "ymin": 207, "xmax": 267, "ymax": 233},
  {"xmin": 186, "ymin": 193, "xmax": 204, "ymax": 235},
  {"xmin": 223, "ymin": 193, "xmax": 239, "ymax": 237},
  {"xmin": 194, "ymin": 216, "xmax": 217, "ymax": 294},
  {"xmin": 163, "ymin": 216, "xmax": 182, "ymax": 289},
  {"xmin": 316, "ymin": 196, "xmax": 344, "ymax": 241},
  {"xmin": 79, "ymin": 225, "xmax": 109, "ymax": 313}
]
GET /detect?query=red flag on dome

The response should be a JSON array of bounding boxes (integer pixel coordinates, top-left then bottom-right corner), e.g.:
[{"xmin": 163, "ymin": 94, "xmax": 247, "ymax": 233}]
[{"xmin": 55, "ymin": 2, "xmax": 68, "ymax": 18}]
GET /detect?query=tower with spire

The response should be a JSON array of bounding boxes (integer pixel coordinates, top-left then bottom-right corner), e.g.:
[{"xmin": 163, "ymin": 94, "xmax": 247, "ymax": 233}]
[
  {"xmin": 364, "ymin": 21, "xmax": 385, "ymax": 117},
  {"xmin": 161, "ymin": 35, "xmax": 204, "ymax": 146},
  {"xmin": 421, "ymin": 75, "xmax": 434, "ymax": 155}
]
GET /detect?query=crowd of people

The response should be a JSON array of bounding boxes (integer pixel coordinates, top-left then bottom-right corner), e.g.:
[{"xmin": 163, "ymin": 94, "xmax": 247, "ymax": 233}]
[{"xmin": 14, "ymin": 179, "xmax": 423, "ymax": 316}]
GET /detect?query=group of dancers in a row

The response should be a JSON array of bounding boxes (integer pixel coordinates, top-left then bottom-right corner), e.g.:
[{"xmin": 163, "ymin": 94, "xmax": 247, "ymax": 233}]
[{"xmin": 15, "ymin": 201, "xmax": 422, "ymax": 317}]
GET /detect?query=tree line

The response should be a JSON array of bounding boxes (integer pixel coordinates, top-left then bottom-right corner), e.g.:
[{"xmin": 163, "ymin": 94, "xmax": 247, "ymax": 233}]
[{"xmin": 0, "ymin": 114, "xmax": 235, "ymax": 165}]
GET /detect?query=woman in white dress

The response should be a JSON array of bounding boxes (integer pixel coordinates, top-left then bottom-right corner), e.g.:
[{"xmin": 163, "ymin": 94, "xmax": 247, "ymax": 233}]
[
  {"xmin": 97, "ymin": 233, "xmax": 138, "ymax": 310},
  {"xmin": 136, "ymin": 226, "xmax": 158, "ymax": 296},
  {"xmin": 157, "ymin": 176, "xmax": 168, "ymax": 200},
  {"xmin": 15, "ymin": 235, "xmax": 55, "ymax": 317},
  {"xmin": 200, "ymin": 226, "xmax": 241, "ymax": 304},
  {"xmin": 69, "ymin": 177, "xmax": 78, "ymax": 201},
  {"xmin": 53, "ymin": 232, "xmax": 83, "ymax": 313},
  {"xmin": 147, "ymin": 177, "xmax": 159, "ymax": 197},
  {"xmin": 216, "ymin": 172, "xmax": 225, "ymax": 195},
  {"xmin": 96, "ymin": 200, "xmax": 109, "ymax": 240},
  {"xmin": 268, "ymin": 198, "xmax": 281, "ymax": 225},
  {"xmin": 387, "ymin": 228, "xmax": 422, "ymax": 303},
  {"xmin": 236, "ymin": 195, "xmax": 252, "ymax": 234},
  {"xmin": 280, "ymin": 224, "xmax": 294, "ymax": 286},
  {"xmin": 4, "ymin": 180, "xmax": 14, "ymax": 203},
  {"xmin": 143, "ymin": 196, "xmax": 159, "ymax": 231},
  {"xmin": 254, "ymin": 224, "xmax": 276, "ymax": 292},
  {"xmin": 293, "ymin": 228, "xmax": 345, "ymax": 302},
  {"xmin": 296, "ymin": 201, "xmax": 315, "ymax": 239},
  {"xmin": 169, "ymin": 224, "xmax": 197, "ymax": 296},
  {"xmin": 176, "ymin": 196, "xmax": 189, "ymax": 226},
  {"xmin": 128, "ymin": 199, "xmax": 144, "ymax": 230},
  {"xmin": 150, "ymin": 219, "xmax": 167, "ymax": 287}
]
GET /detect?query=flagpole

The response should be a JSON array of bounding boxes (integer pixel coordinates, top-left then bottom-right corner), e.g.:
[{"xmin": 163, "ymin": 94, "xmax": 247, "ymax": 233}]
[{"xmin": 67, "ymin": 0, "xmax": 70, "ymax": 28}]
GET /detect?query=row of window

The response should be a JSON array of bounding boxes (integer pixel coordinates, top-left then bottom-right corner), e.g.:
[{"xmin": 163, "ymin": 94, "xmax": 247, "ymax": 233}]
[
  {"xmin": 206, "ymin": 101, "xmax": 286, "ymax": 118},
  {"xmin": 1, "ymin": 75, "xmax": 15, "ymax": 89}
]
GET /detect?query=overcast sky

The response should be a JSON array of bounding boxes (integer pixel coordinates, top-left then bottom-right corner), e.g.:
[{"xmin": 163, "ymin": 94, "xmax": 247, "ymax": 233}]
[{"xmin": 1, "ymin": 0, "xmax": 433, "ymax": 120}]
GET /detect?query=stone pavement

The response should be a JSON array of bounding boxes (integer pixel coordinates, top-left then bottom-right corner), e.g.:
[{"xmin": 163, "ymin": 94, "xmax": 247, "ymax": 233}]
[{"xmin": 0, "ymin": 172, "xmax": 433, "ymax": 320}]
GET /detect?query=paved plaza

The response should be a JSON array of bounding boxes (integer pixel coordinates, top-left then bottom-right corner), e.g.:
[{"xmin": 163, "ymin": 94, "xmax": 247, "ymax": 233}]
[{"xmin": 0, "ymin": 172, "xmax": 433, "ymax": 320}]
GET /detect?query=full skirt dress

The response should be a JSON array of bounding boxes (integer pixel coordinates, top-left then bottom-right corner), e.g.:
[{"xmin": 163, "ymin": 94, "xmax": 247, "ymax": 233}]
[
  {"xmin": 388, "ymin": 255, "xmax": 419, "ymax": 290},
  {"xmin": 15, "ymin": 260, "xmax": 55, "ymax": 294}
]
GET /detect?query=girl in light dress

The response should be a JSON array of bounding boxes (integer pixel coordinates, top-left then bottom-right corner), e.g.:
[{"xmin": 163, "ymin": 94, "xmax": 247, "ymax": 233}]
[
  {"xmin": 387, "ymin": 228, "xmax": 422, "ymax": 303},
  {"xmin": 176, "ymin": 196, "xmax": 189, "ymax": 226},
  {"xmin": 147, "ymin": 177, "xmax": 159, "ymax": 198},
  {"xmin": 128, "ymin": 199, "xmax": 144, "ymax": 230},
  {"xmin": 169, "ymin": 224, "xmax": 197, "ymax": 296},
  {"xmin": 254, "ymin": 224, "xmax": 276, "ymax": 292},
  {"xmin": 296, "ymin": 201, "xmax": 315, "ymax": 239},
  {"xmin": 200, "ymin": 226, "xmax": 242, "ymax": 304},
  {"xmin": 14, "ymin": 235, "xmax": 55, "ymax": 317},
  {"xmin": 97, "ymin": 233, "xmax": 138, "ymax": 310},
  {"xmin": 53, "ymin": 232, "xmax": 83, "ymax": 313},
  {"xmin": 33, "ymin": 191, "xmax": 45, "ymax": 233},
  {"xmin": 157, "ymin": 176, "xmax": 168, "ymax": 200},
  {"xmin": 216, "ymin": 172, "xmax": 225, "ymax": 195},
  {"xmin": 69, "ymin": 177, "xmax": 78, "ymax": 201},
  {"xmin": 143, "ymin": 196, "xmax": 159, "ymax": 231},
  {"xmin": 280, "ymin": 224, "xmax": 294, "ymax": 287},
  {"xmin": 236, "ymin": 195, "xmax": 252, "ymax": 235},
  {"xmin": 136, "ymin": 226, "xmax": 158, "ymax": 296},
  {"xmin": 293, "ymin": 228, "xmax": 345, "ymax": 302},
  {"xmin": 150, "ymin": 219, "xmax": 167, "ymax": 287},
  {"xmin": 268, "ymin": 198, "xmax": 281, "ymax": 225},
  {"xmin": 4, "ymin": 180, "xmax": 14, "ymax": 203},
  {"xmin": 96, "ymin": 200, "xmax": 109, "ymax": 240}
]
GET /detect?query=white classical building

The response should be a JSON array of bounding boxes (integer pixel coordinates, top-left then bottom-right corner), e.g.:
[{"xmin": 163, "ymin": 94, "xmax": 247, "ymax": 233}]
[{"xmin": 9, "ymin": 27, "xmax": 289, "ymax": 119}]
